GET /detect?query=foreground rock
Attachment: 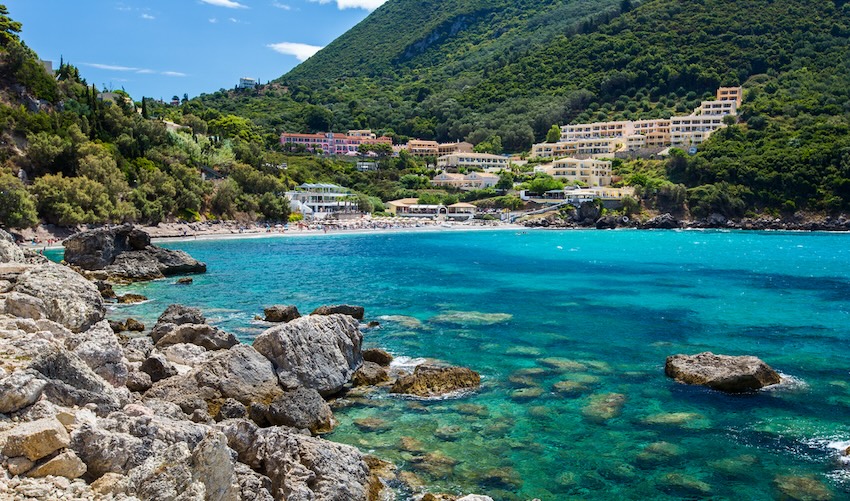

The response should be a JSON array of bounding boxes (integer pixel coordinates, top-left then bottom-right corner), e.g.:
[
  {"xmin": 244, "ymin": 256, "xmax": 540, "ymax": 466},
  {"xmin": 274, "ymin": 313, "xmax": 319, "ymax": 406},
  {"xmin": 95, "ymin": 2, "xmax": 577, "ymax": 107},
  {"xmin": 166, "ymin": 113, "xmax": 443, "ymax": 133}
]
[
  {"xmin": 63, "ymin": 224, "xmax": 206, "ymax": 281},
  {"xmin": 253, "ymin": 314, "xmax": 363, "ymax": 396},
  {"xmin": 12, "ymin": 263, "xmax": 104, "ymax": 333},
  {"xmin": 665, "ymin": 352, "xmax": 782, "ymax": 392},
  {"xmin": 391, "ymin": 365, "xmax": 481, "ymax": 397}
]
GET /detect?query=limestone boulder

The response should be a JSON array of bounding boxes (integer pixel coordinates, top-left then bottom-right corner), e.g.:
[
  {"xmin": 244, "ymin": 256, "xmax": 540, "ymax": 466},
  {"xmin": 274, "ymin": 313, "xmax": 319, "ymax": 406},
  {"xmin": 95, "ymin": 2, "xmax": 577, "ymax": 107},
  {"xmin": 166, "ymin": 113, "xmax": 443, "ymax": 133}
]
[
  {"xmin": 64, "ymin": 320, "xmax": 129, "ymax": 387},
  {"xmin": 311, "ymin": 304, "xmax": 365, "ymax": 320},
  {"xmin": 264, "ymin": 305, "xmax": 301, "ymax": 323},
  {"xmin": 26, "ymin": 449, "xmax": 87, "ymax": 479},
  {"xmin": 665, "ymin": 352, "xmax": 782, "ymax": 392},
  {"xmin": 154, "ymin": 323, "xmax": 238, "ymax": 351},
  {"xmin": 140, "ymin": 353, "xmax": 179, "ymax": 383},
  {"xmin": 157, "ymin": 304, "xmax": 207, "ymax": 327},
  {"xmin": 0, "ymin": 370, "xmax": 47, "ymax": 414},
  {"xmin": 13, "ymin": 263, "xmax": 104, "ymax": 333},
  {"xmin": 352, "ymin": 361, "xmax": 389, "ymax": 387},
  {"xmin": 261, "ymin": 387, "xmax": 335, "ymax": 434},
  {"xmin": 390, "ymin": 365, "xmax": 481, "ymax": 397},
  {"xmin": 0, "ymin": 238, "xmax": 25, "ymax": 263},
  {"xmin": 253, "ymin": 314, "xmax": 363, "ymax": 396},
  {"xmin": 1, "ymin": 292, "xmax": 47, "ymax": 321},
  {"xmin": 363, "ymin": 348, "xmax": 393, "ymax": 366},
  {"xmin": 3, "ymin": 417, "xmax": 70, "ymax": 461},
  {"xmin": 145, "ymin": 345, "xmax": 283, "ymax": 417},
  {"xmin": 163, "ymin": 343, "xmax": 212, "ymax": 368},
  {"xmin": 30, "ymin": 346, "xmax": 125, "ymax": 415}
]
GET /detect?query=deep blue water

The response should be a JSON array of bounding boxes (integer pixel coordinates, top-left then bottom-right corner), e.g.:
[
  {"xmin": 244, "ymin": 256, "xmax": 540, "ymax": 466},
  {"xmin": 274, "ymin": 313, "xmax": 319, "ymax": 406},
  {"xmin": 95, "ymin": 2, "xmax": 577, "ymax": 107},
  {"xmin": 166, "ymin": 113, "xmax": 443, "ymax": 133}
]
[{"xmin": 59, "ymin": 229, "xmax": 850, "ymax": 499}]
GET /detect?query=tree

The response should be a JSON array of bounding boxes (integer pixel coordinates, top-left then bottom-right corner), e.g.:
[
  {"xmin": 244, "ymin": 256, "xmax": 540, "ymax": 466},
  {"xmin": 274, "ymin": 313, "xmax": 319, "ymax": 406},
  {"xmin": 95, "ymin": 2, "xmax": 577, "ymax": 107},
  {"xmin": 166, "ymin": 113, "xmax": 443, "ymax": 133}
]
[
  {"xmin": 496, "ymin": 171, "xmax": 515, "ymax": 190},
  {"xmin": 303, "ymin": 105, "xmax": 333, "ymax": 132},
  {"xmin": 524, "ymin": 174, "xmax": 563, "ymax": 194},
  {"xmin": 474, "ymin": 135, "xmax": 503, "ymax": 155},
  {"xmin": 141, "ymin": 97, "xmax": 149, "ymax": 119},
  {"xmin": 0, "ymin": 5, "xmax": 22, "ymax": 46},
  {"xmin": 546, "ymin": 125, "xmax": 561, "ymax": 143},
  {"xmin": 0, "ymin": 173, "xmax": 37, "ymax": 228}
]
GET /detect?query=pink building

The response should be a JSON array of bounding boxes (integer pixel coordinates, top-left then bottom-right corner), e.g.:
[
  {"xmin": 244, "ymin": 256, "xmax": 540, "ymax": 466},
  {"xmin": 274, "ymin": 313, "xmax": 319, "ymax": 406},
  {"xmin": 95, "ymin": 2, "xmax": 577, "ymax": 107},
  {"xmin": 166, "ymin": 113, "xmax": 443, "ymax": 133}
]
[{"xmin": 281, "ymin": 130, "xmax": 392, "ymax": 155}]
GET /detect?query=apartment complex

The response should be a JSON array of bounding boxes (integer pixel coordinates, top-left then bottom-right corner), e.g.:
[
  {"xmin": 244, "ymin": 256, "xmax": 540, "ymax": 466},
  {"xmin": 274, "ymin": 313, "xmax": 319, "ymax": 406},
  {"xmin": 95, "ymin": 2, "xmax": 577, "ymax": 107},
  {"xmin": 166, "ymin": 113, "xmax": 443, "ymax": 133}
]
[
  {"xmin": 280, "ymin": 130, "xmax": 392, "ymax": 155},
  {"xmin": 438, "ymin": 141, "xmax": 474, "ymax": 156},
  {"xmin": 532, "ymin": 87, "xmax": 742, "ymax": 158},
  {"xmin": 436, "ymin": 152, "xmax": 509, "ymax": 170},
  {"xmin": 535, "ymin": 158, "xmax": 613, "ymax": 187},
  {"xmin": 432, "ymin": 171, "xmax": 500, "ymax": 190}
]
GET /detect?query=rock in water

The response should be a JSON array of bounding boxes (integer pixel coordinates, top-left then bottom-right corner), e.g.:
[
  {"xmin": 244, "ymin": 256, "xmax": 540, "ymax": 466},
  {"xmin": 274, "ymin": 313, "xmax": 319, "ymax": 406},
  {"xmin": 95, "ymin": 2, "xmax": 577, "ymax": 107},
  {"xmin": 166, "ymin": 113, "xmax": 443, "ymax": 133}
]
[
  {"xmin": 390, "ymin": 365, "xmax": 481, "ymax": 397},
  {"xmin": 253, "ymin": 314, "xmax": 363, "ymax": 396},
  {"xmin": 665, "ymin": 352, "xmax": 781, "ymax": 392},
  {"xmin": 157, "ymin": 304, "xmax": 206, "ymax": 326},
  {"xmin": 263, "ymin": 305, "xmax": 301, "ymax": 323},
  {"xmin": 63, "ymin": 225, "xmax": 206, "ymax": 281},
  {"xmin": 311, "ymin": 304, "xmax": 365, "ymax": 320},
  {"xmin": 363, "ymin": 348, "xmax": 393, "ymax": 366},
  {"xmin": 13, "ymin": 263, "xmax": 104, "ymax": 333},
  {"xmin": 352, "ymin": 362, "xmax": 389, "ymax": 386}
]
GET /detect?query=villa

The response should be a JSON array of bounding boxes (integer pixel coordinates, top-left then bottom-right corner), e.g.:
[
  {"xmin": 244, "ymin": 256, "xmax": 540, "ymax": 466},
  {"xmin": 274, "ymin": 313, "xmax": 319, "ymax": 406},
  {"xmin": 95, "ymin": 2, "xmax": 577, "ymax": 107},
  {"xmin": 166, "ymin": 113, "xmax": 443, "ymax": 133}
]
[
  {"xmin": 437, "ymin": 152, "xmax": 509, "ymax": 171},
  {"xmin": 432, "ymin": 171, "xmax": 500, "ymax": 190},
  {"xmin": 280, "ymin": 130, "xmax": 392, "ymax": 155},
  {"xmin": 535, "ymin": 158, "xmax": 613, "ymax": 187},
  {"xmin": 285, "ymin": 183, "xmax": 360, "ymax": 220},
  {"xmin": 386, "ymin": 198, "xmax": 477, "ymax": 220}
]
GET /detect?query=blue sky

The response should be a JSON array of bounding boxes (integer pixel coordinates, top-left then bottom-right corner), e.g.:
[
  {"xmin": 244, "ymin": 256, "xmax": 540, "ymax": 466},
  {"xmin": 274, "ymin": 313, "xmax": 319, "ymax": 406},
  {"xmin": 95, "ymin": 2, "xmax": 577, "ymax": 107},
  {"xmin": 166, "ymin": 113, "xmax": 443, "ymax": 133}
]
[{"xmin": 4, "ymin": 0, "xmax": 385, "ymax": 101}]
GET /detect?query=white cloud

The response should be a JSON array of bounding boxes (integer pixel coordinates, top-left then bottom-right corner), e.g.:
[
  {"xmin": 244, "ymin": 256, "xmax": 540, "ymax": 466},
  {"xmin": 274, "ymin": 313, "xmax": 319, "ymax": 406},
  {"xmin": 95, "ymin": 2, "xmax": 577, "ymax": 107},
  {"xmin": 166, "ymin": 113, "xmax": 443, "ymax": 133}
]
[
  {"xmin": 309, "ymin": 0, "xmax": 386, "ymax": 10},
  {"xmin": 85, "ymin": 63, "xmax": 139, "ymax": 71},
  {"xmin": 141, "ymin": 13, "xmax": 155, "ymax": 20},
  {"xmin": 267, "ymin": 42, "xmax": 323, "ymax": 61},
  {"xmin": 136, "ymin": 69, "xmax": 156, "ymax": 74},
  {"xmin": 200, "ymin": 0, "xmax": 248, "ymax": 8},
  {"xmin": 271, "ymin": 1, "xmax": 291, "ymax": 10},
  {"xmin": 209, "ymin": 18, "xmax": 219, "ymax": 23},
  {"xmin": 162, "ymin": 71, "xmax": 188, "ymax": 77}
]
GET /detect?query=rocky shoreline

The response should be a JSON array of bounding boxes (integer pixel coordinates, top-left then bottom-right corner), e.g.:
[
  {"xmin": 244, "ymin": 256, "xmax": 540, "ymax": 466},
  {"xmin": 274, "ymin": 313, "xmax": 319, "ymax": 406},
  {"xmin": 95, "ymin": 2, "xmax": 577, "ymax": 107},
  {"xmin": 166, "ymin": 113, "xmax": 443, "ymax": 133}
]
[
  {"xmin": 0, "ymin": 227, "xmax": 489, "ymax": 501},
  {"xmin": 523, "ymin": 203, "xmax": 850, "ymax": 232}
]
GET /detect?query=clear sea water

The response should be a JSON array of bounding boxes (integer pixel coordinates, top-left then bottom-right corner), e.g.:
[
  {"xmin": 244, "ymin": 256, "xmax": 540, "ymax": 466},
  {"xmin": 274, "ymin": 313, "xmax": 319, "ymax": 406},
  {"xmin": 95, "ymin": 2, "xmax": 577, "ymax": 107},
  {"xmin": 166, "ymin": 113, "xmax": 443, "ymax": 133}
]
[{"xmin": 54, "ymin": 229, "xmax": 850, "ymax": 500}]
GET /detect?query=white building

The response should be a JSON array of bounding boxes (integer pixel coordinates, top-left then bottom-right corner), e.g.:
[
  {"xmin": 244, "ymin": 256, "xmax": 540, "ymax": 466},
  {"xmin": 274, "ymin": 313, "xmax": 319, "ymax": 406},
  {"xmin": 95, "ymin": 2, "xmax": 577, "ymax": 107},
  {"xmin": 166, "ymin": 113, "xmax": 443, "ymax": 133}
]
[
  {"xmin": 238, "ymin": 77, "xmax": 258, "ymax": 89},
  {"xmin": 432, "ymin": 172, "xmax": 500, "ymax": 190},
  {"xmin": 285, "ymin": 183, "xmax": 359, "ymax": 220},
  {"xmin": 437, "ymin": 152, "xmax": 509, "ymax": 170}
]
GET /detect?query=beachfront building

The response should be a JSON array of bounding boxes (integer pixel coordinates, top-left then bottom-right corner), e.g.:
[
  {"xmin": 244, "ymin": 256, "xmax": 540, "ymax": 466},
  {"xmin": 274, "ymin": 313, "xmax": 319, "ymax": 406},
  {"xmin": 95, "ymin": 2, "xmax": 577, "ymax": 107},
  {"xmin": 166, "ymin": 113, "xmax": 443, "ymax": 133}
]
[
  {"xmin": 437, "ymin": 152, "xmax": 509, "ymax": 170},
  {"xmin": 535, "ymin": 158, "xmax": 613, "ymax": 187},
  {"xmin": 280, "ymin": 130, "xmax": 392, "ymax": 155},
  {"xmin": 285, "ymin": 183, "xmax": 360, "ymax": 220},
  {"xmin": 533, "ymin": 86, "xmax": 742, "ymax": 158},
  {"xmin": 386, "ymin": 198, "xmax": 477, "ymax": 220},
  {"xmin": 432, "ymin": 171, "xmax": 500, "ymax": 190}
]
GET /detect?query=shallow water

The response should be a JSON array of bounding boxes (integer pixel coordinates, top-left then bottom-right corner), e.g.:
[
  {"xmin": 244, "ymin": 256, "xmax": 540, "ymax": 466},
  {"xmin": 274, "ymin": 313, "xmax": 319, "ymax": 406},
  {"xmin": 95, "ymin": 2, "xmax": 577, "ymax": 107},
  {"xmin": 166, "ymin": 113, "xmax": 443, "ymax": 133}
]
[{"xmin": 62, "ymin": 229, "xmax": 850, "ymax": 499}]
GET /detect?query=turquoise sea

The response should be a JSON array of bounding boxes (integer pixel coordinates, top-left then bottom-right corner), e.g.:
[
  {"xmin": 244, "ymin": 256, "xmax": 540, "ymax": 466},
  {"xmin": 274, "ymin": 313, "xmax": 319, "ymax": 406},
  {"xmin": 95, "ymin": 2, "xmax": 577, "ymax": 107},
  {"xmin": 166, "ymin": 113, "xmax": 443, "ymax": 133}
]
[{"xmin": 62, "ymin": 229, "xmax": 850, "ymax": 499}]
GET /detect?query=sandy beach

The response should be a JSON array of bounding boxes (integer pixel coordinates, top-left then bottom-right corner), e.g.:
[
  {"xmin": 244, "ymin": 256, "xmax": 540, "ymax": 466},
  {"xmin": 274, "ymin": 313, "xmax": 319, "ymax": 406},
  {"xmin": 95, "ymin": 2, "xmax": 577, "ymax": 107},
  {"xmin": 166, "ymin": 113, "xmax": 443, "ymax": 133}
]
[{"xmin": 16, "ymin": 218, "xmax": 524, "ymax": 251}]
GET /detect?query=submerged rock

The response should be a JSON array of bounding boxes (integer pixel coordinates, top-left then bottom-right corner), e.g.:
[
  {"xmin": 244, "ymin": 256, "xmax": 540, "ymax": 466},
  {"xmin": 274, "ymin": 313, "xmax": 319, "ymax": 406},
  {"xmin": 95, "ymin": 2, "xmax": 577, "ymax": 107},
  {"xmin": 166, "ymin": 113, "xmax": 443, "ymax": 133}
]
[
  {"xmin": 390, "ymin": 365, "xmax": 480, "ymax": 397},
  {"xmin": 774, "ymin": 475, "xmax": 834, "ymax": 501},
  {"xmin": 253, "ymin": 314, "xmax": 363, "ymax": 396},
  {"xmin": 63, "ymin": 225, "xmax": 206, "ymax": 281},
  {"xmin": 581, "ymin": 393, "xmax": 625, "ymax": 423},
  {"xmin": 117, "ymin": 293, "xmax": 148, "ymax": 304},
  {"xmin": 157, "ymin": 304, "xmax": 206, "ymax": 326},
  {"xmin": 430, "ymin": 311, "xmax": 512, "ymax": 326},
  {"xmin": 311, "ymin": 304, "xmax": 365, "ymax": 320},
  {"xmin": 665, "ymin": 352, "xmax": 781, "ymax": 392}
]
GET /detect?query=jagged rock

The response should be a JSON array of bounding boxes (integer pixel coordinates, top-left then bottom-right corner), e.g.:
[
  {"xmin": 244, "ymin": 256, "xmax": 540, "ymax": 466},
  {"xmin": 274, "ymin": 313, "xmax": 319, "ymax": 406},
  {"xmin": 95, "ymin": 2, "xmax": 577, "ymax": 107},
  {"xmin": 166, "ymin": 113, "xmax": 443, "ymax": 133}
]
[
  {"xmin": 665, "ymin": 352, "xmax": 782, "ymax": 392},
  {"xmin": 190, "ymin": 431, "xmax": 240, "ymax": 501},
  {"xmin": 154, "ymin": 323, "xmax": 238, "ymax": 351},
  {"xmin": 26, "ymin": 449, "xmax": 87, "ymax": 479},
  {"xmin": 264, "ymin": 305, "xmax": 301, "ymax": 323},
  {"xmin": 3, "ymin": 417, "xmax": 70, "ymax": 461},
  {"xmin": 108, "ymin": 320, "xmax": 126, "ymax": 332},
  {"xmin": 94, "ymin": 281, "xmax": 116, "ymax": 300},
  {"xmin": 64, "ymin": 320, "xmax": 129, "ymax": 387},
  {"xmin": 0, "ymin": 370, "xmax": 47, "ymax": 413},
  {"xmin": 262, "ymin": 387, "xmax": 335, "ymax": 434},
  {"xmin": 163, "ymin": 343, "xmax": 211, "ymax": 368},
  {"xmin": 140, "ymin": 353, "xmax": 178, "ymax": 383},
  {"xmin": 352, "ymin": 361, "xmax": 389, "ymax": 386},
  {"xmin": 63, "ymin": 225, "xmax": 206, "ymax": 281},
  {"xmin": 233, "ymin": 462, "xmax": 274, "ymax": 501},
  {"xmin": 7, "ymin": 456, "xmax": 36, "ymax": 475},
  {"xmin": 117, "ymin": 293, "xmax": 148, "ymax": 304},
  {"xmin": 215, "ymin": 398, "xmax": 247, "ymax": 421},
  {"xmin": 576, "ymin": 201, "xmax": 602, "ymax": 224},
  {"xmin": 363, "ymin": 348, "xmax": 393, "ymax": 366},
  {"xmin": 253, "ymin": 314, "xmax": 363, "ymax": 396},
  {"xmin": 157, "ymin": 304, "xmax": 206, "ymax": 326},
  {"xmin": 595, "ymin": 215, "xmax": 620, "ymax": 229},
  {"xmin": 71, "ymin": 422, "xmax": 146, "ymax": 478},
  {"xmin": 123, "ymin": 337, "xmax": 153, "ymax": 363},
  {"xmin": 642, "ymin": 213, "xmax": 681, "ymax": 229},
  {"xmin": 145, "ymin": 345, "xmax": 283, "ymax": 417},
  {"xmin": 390, "ymin": 365, "xmax": 481, "ymax": 397},
  {"xmin": 13, "ymin": 263, "xmax": 104, "ymax": 333},
  {"xmin": 30, "ymin": 346, "xmax": 125, "ymax": 415},
  {"xmin": 223, "ymin": 423, "xmax": 370, "ymax": 500},
  {"xmin": 126, "ymin": 371, "xmax": 152, "ymax": 393},
  {"xmin": 125, "ymin": 318, "xmax": 145, "ymax": 332},
  {"xmin": 127, "ymin": 441, "xmax": 206, "ymax": 499},
  {"xmin": 2, "ymin": 292, "xmax": 47, "ymax": 321},
  {"xmin": 90, "ymin": 472, "xmax": 130, "ymax": 496},
  {"xmin": 0, "ymin": 238, "xmax": 25, "ymax": 263}
]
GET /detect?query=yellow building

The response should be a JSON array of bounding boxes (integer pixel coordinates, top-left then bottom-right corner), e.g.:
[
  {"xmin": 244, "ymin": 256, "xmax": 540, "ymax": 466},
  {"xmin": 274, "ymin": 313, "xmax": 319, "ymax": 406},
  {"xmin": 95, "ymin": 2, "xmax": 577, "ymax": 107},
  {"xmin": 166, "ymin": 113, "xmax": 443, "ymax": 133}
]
[
  {"xmin": 717, "ymin": 86, "xmax": 743, "ymax": 106},
  {"xmin": 536, "ymin": 158, "xmax": 613, "ymax": 187},
  {"xmin": 406, "ymin": 140, "xmax": 440, "ymax": 157},
  {"xmin": 438, "ymin": 141, "xmax": 474, "ymax": 156}
]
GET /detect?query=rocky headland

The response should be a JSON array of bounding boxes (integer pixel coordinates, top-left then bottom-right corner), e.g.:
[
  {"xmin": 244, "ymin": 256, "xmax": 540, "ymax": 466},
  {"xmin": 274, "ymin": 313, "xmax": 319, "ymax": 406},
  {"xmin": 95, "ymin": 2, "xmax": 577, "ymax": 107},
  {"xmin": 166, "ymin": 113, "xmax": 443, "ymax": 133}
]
[{"xmin": 0, "ymin": 226, "xmax": 488, "ymax": 501}]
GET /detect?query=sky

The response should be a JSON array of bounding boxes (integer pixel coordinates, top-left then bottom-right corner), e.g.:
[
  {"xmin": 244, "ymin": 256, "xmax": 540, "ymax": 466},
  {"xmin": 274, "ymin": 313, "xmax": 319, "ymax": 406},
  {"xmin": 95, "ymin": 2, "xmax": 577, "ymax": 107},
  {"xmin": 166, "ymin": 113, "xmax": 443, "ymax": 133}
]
[{"xmin": 4, "ymin": 0, "xmax": 387, "ymax": 101}]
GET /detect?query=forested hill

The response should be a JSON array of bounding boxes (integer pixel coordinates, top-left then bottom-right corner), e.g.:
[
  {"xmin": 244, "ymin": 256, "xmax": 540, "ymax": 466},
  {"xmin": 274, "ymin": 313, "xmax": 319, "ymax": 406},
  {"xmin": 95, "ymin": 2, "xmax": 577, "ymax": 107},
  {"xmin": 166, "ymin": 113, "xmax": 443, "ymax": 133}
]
[{"xmin": 197, "ymin": 0, "xmax": 850, "ymax": 153}]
